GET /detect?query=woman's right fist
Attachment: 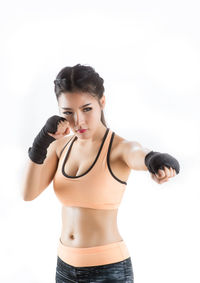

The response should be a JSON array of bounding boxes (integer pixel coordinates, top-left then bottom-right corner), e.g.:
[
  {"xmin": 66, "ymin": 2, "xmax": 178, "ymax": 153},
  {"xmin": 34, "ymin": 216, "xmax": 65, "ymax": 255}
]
[
  {"xmin": 28, "ymin": 115, "xmax": 70, "ymax": 164},
  {"xmin": 47, "ymin": 119, "xmax": 70, "ymax": 140}
]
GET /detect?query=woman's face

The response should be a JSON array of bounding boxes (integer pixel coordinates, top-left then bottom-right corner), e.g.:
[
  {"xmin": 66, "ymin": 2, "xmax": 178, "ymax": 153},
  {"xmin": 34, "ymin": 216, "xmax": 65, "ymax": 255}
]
[{"xmin": 58, "ymin": 91, "xmax": 105, "ymax": 136}]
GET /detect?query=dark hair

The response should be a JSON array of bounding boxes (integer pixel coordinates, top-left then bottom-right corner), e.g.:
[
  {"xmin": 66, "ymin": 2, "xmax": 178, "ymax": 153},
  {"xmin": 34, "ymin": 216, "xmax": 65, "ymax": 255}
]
[{"xmin": 54, "ymin": 64, "xmax": 107, "ymax": 127}]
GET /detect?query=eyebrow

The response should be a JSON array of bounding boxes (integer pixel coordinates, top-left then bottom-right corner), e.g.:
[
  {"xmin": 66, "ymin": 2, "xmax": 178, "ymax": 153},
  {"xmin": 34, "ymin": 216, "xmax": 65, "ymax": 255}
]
[{"xmin": 61, "ymin": 103, "xmax": 92, "ymax": 110}]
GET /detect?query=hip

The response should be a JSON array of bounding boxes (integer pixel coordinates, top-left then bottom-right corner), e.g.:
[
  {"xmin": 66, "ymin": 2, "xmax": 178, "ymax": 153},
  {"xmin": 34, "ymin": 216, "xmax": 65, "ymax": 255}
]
[
  {"xmin": 57, "ymin": 237, "xmax": 131, "ymax": 267},
  {"xmin": 56, "ymin": 241, "xmax": 134, "ymax": 282}
]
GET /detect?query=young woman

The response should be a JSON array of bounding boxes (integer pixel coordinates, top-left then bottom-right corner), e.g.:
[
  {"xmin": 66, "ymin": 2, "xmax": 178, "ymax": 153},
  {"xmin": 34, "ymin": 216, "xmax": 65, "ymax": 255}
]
[{"xmin": 22, "ymin": 64, "xmax": 180, "ymax": 283}]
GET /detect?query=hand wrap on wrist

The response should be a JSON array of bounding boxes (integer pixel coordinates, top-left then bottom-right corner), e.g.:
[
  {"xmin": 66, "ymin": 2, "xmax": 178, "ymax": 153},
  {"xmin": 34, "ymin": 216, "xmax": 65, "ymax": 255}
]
[
  {"xmin": 144, "ymin": 151, "xmax": 180, "ymax": 175},
  {"xmin": 28, "ymin": 115, "xmax": 67, "ymax": 164}
]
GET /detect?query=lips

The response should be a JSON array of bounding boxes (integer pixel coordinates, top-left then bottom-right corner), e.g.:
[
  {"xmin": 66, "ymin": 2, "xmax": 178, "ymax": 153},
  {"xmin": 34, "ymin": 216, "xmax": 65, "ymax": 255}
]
[{"xmin": 78, "ymin": 129, "xmax": 87, "ymax": 133}]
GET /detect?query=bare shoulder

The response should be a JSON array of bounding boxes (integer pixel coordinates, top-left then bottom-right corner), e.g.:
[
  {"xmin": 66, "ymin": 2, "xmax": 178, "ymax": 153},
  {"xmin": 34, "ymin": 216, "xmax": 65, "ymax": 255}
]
[
  {"xmin": 113, "ymin": 131, "xmax": 144, "ymax": 160},
  {"xmin": 55, "ymin": 134, "xmax": 75, "ymax": 159},
  {"xmin": 112, "ymin": 132, "xmax": 126, "ymax": 147},
  {"xmin": 113, "ymin": 131, "xmax": 152, "ymax": 170},
  {"xmin": 112, "ymin": 132, "xmax": 129, "ymax": 159}
]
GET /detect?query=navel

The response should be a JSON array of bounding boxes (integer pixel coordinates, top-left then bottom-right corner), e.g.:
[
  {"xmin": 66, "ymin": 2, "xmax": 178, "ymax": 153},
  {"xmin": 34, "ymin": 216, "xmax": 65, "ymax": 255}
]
[{"xmin": 69, "ymin": 234, "xmax": 75, "ymax": 240}]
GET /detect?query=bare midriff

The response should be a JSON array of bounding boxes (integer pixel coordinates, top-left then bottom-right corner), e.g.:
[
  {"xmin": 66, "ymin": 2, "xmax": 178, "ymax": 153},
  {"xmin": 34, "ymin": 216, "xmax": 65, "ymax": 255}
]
[
  {"xmin": 56, "ymin": 129, "xmax": 131, "ymax": 248},
  {"xmin": 60, "ymin": 206, "xmax": 123, "ymax": 248}
]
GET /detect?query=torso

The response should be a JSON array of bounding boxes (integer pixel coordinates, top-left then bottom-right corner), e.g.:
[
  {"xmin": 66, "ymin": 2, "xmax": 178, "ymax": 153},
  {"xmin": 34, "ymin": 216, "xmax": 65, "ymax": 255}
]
[{"xmin": 55, "ymin": 130, "xmax": 131, "ymax": 248}]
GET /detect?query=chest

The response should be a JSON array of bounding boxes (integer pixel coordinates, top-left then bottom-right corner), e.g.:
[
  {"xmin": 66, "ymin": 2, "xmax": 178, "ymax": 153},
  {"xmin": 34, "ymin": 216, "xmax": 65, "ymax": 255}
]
[{"xmin": 57, "ymin": 134, "xmax": 131, "ymax": 183}]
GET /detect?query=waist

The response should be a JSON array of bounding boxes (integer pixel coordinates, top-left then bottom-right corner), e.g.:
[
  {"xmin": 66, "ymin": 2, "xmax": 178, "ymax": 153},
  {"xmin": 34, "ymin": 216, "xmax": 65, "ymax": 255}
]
[
  {"xmin": 60, "ymin": 231, "xmax": 123, "ymax": 248},
  {"xmin": 57, "ymin": 237, "xmax": 130, "ymax": 267}
]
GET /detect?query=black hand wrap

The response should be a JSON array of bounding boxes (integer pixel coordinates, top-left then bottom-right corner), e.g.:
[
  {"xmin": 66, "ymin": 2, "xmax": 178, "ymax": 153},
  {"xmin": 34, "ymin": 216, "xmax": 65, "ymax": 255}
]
[
  {"xmin": 28, "ymin": 115, "xmax": 67, "ymax": 164},
  {"xmin": 144, "ymin": 151, "xmax": 180, "ymax": 175}
]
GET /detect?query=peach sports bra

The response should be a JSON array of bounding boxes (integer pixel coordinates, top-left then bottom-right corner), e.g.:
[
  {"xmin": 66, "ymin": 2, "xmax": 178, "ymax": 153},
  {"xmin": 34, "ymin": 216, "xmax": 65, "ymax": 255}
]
[{"xmin": 53, "ymin": 128, "xmax": 128, "ymax": 210}]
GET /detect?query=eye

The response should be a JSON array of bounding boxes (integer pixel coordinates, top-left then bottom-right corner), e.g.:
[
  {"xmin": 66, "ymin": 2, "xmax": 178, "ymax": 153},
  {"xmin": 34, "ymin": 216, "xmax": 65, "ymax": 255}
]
[
  {"xmin": 84, "ymin": 107, "xmax": 92, "ymax": 112},
  {"xmin": 63, "ymin": 107, "xmax": 92, "ymax": 115},
  {"xmin": 62, "ymin": 111, "xmax": 72, "ymax": 115}
]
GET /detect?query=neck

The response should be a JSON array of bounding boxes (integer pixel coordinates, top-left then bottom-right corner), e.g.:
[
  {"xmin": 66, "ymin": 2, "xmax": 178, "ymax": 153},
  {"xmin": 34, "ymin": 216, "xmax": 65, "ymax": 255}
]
[{"xmin": 74, "ymin": 125, "xmax": 108, "ymax": 147}]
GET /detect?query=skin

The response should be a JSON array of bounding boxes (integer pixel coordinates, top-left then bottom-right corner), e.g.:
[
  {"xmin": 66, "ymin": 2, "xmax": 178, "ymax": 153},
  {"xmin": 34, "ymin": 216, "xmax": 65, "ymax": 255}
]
[
  {"xmin": 48, "ymin": 91, "xmax": 177, "ymax": 248},
  {"xmin": 151, "ymin": 167, "xmax": 176, "ymax": 184}
]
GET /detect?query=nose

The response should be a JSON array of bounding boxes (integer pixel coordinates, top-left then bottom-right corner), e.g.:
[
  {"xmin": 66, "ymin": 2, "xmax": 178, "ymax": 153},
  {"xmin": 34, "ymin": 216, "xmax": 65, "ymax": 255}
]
[{"xmin": 74, "ymin": 112, "xmax": 85, "ymax": 128}]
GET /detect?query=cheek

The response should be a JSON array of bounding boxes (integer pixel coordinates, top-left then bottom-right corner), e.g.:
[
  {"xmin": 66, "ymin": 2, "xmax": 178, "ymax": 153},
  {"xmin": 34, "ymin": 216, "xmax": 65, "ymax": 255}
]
[
  {"xmin": 90, "ymin": 112, "xmax": 100, "ymax": 122},
  {"xmin": 89, "ymin": 111, "xmax": 97, "ymax": 118}
]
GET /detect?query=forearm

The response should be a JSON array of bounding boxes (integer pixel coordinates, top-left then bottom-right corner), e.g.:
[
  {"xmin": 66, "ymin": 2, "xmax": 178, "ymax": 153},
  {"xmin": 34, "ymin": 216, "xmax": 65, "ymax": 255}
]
[{"xmin": 21, "ymin": 159, "xmax": 44, "ymax": 201}]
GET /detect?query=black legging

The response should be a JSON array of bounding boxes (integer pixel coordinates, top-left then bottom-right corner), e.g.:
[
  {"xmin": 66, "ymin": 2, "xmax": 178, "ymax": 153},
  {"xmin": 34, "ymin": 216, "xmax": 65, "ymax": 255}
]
[{"xmin": 55, "ymin": 256, "xmax": 134, "ymax": 283}]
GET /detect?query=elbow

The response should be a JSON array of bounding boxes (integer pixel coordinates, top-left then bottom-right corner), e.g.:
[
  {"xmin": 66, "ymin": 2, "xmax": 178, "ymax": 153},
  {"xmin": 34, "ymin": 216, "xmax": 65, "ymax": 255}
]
[
  {"xmin": 21, "ymin": 193, "xmax": 34, "ymax": 201},
  {"xmin": 21, "ymin": 187, "xmax": 37, "ymax": 201},
  {"xmin": 22, "ymin": 197, "xmax": 33, "ymax": 202}
]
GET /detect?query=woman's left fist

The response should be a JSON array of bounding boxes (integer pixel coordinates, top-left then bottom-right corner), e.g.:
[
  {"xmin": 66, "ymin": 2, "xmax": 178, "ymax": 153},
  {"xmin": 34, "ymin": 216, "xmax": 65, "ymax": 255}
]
[{"xmin": 151, "ymin": 166, "xmax": 176, "ymax": 184}]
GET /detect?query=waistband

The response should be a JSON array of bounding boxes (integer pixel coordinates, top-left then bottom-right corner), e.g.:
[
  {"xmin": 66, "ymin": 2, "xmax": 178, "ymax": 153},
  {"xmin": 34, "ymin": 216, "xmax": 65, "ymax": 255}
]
[{"xmin": 57, "ymin": 237, "xmax": 130, "ymax": 267}]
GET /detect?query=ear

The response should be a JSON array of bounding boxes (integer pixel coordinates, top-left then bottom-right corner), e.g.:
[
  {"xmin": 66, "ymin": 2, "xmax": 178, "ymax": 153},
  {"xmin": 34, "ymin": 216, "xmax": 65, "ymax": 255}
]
[{"xmin": 100, "ymin": 94, "xmax": 106, "ymax": 110}]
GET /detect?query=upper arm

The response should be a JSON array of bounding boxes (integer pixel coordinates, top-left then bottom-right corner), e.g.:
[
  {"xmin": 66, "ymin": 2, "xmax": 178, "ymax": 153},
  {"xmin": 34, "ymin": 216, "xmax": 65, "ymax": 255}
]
[{"xmin": 121, "ymin": 141, "xmax": 152, "ymax": 171}]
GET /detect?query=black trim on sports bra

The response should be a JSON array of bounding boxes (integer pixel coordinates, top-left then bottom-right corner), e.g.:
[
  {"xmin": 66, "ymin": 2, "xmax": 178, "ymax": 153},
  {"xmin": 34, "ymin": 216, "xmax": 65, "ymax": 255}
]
[
  {"xmin": 62, "ymin": 128, "xmax": 110, "ymax": 179},
  {"xmin": 107, "ymin": 132, "xmax": 127, "ymax": 185},
  {"xmin": 58, "ymin": 135, "xmax": 76, "ymax": 159}
]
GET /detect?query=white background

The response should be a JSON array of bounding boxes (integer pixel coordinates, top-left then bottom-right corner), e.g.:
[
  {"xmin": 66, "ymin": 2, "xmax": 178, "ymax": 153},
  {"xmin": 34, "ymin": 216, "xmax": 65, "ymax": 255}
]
[{"xmin": 0, "ymin": 0, "xmax": 200, "ymax": 282}]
